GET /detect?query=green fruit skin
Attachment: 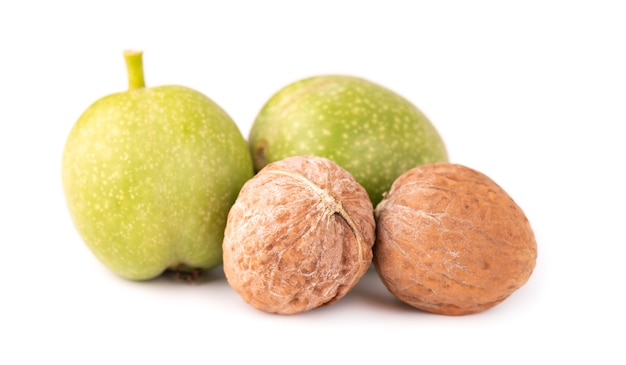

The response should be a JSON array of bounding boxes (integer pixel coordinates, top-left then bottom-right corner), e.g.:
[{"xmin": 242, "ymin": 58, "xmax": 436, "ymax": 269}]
[
  {"xmin": 249, "ymin": 75, "xmax": 449, "ymax": 206},
  {"xmin": 62, "ymin": 85, "xmax": 254, "ymax": 280}
]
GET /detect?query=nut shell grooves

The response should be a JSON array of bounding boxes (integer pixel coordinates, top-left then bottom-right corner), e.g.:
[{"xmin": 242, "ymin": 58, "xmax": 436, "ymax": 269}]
[
  {"xmin": 223, "ymin": 155, "xmax": 375, "ymax": 315},
  {"xmin": 374, "ymin": 163, "xmax": 537, "ymax": 315}
]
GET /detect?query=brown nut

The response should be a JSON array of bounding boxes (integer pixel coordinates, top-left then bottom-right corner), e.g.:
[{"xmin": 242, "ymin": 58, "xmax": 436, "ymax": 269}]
[
  {"xmin": 373, "ymin": 163, "xmax": 537, "ymax": 315},
  {"xmin": 223, "ymin": 155, "xmax": 375, "ymax": 315}
]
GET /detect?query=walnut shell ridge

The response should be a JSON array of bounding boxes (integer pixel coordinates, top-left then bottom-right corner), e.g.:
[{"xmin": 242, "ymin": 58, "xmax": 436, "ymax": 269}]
[
  {"xmin": 373, "ymin": 163, "xmax": 537, "ymax": 315},
  {"xmin": 223, "ymin": 155, "xmax": 375, "ymax": 315}
]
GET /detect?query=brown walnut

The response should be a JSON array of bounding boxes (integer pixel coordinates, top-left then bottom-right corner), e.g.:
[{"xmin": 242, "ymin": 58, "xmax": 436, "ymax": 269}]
[
  {"xmin": 373, "ymin": 163, "xmax": 537, "ymax": 315},
  {"xmin": 222, "ymin": 155, "xmax": 375, "ymax": 315}
]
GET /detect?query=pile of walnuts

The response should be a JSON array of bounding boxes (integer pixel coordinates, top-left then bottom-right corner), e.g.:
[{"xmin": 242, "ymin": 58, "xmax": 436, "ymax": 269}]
[{"xmin": 222, "ymin": 155, "xmax": 537, "ymax": 316}]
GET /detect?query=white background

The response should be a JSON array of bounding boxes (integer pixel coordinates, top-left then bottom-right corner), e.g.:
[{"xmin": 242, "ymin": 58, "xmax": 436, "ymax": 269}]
[{"xmin": 1, "ymin": 1, "xmax": 625, "ymax": 363}]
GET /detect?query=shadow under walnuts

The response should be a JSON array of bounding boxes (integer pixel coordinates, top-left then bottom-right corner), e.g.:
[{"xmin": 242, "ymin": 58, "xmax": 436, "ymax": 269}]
[{"xmin": 347, "ymin": 266, "xmax": 419, "ymax": 313}]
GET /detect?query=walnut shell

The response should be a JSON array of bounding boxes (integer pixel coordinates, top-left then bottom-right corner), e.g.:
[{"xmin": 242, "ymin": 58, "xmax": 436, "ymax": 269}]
[
  {"xmin": 223, "ymin": 155, "xmax": 375, "ymax": 314},
  {"xmin": 373, "ymin": 163, "xmax": 537, "ymax": 315}
]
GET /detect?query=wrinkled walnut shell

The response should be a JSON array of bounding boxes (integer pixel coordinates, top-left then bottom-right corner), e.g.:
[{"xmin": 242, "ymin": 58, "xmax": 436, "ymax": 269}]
[
  {"xmin": 223, "ymin": 155, "xmax": 375, "ymax": 314},
  {"xmin": 373, "ymin": 163, "xmax": 537, "ymax": 315}
]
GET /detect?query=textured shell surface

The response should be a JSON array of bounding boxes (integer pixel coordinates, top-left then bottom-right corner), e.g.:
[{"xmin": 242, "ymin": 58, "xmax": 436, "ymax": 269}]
[
  {"xmin": 223, "ymin": 155, "xmax": 375, "ymax": 314},
  {"xmin": 374, "ymin": 163, "xmax": 537, "ymax": 315}
]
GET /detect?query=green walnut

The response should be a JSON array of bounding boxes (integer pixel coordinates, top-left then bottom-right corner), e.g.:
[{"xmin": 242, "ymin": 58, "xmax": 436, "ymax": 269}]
[
  {"xmin": 62, "ymin": 50, "xmax": 254, "ymax": 280},
  {"xmin": 249, "ymin": 75, "xmax": 449, "ymax": 205}
]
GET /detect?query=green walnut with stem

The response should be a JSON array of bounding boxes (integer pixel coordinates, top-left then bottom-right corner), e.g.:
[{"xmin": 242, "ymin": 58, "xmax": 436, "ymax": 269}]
[
  {"xmin": 249, "ymin": 75, "xmax": 449, "ymax": 206},
  {"xmin": 62, "ymin": 50, "xmax": 253, "ymax": 280}
]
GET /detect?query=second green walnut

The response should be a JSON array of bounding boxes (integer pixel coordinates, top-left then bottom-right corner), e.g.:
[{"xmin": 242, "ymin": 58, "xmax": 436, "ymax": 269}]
[{"xmin": 248, "ymin": 75, "xmax": 449, "ymax": 205}]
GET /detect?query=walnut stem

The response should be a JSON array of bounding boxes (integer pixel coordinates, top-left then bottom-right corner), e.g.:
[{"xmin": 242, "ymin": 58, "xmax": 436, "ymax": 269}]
[{"xmin": 123, "ymin": 49, "xmax": 146, "ymax": 90}]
